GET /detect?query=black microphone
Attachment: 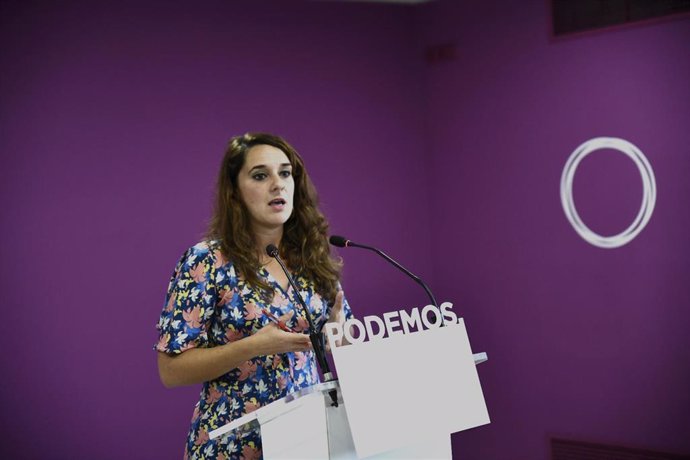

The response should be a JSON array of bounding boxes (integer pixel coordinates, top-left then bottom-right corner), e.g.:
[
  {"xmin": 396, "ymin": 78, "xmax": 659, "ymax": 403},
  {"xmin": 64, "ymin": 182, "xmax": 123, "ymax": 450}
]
[
  {"xmin": 329, "ymin": 235, "xmax": 440, "ymax": 317},
  {"xmin": 265, "ymin": 244, "xmax": 339, "ymax": 406}
]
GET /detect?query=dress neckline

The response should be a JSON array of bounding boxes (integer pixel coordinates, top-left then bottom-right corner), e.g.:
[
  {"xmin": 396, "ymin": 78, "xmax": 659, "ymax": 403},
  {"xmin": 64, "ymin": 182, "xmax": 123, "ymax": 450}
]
[{"xmin": 259, "ymin": 266, "xmax": 292, "ymax": 296}]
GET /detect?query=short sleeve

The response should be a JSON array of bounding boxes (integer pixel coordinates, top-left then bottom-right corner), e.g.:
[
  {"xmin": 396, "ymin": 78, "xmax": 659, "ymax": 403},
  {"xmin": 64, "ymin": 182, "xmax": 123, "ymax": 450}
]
[{"xmin": 154, "ymin": 243, "xmax": 219, "ymax": 355}]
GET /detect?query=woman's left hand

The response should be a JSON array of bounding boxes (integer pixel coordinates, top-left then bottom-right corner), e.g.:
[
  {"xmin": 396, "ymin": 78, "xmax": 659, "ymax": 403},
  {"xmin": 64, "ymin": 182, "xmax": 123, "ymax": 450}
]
[{"xmin": 325, "ymin": 291, "xmax": 345, "ymax": 351}]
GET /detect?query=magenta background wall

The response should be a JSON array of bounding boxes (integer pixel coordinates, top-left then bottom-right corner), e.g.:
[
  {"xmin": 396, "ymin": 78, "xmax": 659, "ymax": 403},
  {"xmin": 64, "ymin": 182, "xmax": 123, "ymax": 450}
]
[
  {"xmin": 418, "ymin": 0, "xmax": 690, "ymax": 458},
  {"xmin": 1, "ymin": 0, "xmax": 688, "ymax": 459},
  {"xmin": 0, "ymin": 1, "xmax": 430, "ymax": 458}
]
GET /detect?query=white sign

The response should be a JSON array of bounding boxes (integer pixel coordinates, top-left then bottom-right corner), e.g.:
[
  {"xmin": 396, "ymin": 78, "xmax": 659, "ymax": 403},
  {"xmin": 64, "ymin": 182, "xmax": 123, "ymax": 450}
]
[{"xmin": 328, "ymin": 303, "xmax": 490, "ymax": 458}]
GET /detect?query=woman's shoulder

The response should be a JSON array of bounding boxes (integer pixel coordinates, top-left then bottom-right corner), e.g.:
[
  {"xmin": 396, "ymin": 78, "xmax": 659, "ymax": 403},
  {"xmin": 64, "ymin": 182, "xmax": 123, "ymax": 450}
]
[{"xmin": 181, "ymin": 240, "xmax": 233, "ymax": 269}]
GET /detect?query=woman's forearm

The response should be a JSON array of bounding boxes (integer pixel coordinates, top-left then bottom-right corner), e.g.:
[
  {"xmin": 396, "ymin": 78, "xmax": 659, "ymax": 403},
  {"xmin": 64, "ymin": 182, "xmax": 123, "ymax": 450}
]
[
  {"xmin": 157, "ymin": 336, "xmax": 260, "ymax": 388},
  {"xmin": 157, "ymin": 326, "xmax": 312, "ymax": 388}
]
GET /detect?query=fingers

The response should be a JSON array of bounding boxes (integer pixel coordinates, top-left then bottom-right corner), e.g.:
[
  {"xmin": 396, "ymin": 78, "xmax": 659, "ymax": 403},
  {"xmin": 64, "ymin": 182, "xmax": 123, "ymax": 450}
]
[
  {"xmin": 328, "ymin": 291, "xmax": 344, "ymax": 323},
  {"xmin": 298, "ymin": 336, "xmax": 313, "ymax": 352},
  {"xmin": 334, "ymin": 291, "xmax": 344, "ymax": 311},
  {"xmin": 278, "ymin": 327, "xmax": 312, "ymax": 351},
  {"xmin": 286, "ymin": 331, "xmax": 312, "ymax": 352}
]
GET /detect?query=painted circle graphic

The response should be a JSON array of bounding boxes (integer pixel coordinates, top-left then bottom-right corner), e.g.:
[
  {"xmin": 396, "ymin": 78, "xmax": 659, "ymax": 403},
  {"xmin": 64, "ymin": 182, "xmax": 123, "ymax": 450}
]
[{"xmin": 560, "ymin": 137, "xmax": 656, "ymax": 248}]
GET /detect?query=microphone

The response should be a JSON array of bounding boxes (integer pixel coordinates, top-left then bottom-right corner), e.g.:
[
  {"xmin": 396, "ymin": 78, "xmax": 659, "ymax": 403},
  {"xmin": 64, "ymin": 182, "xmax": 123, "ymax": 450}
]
[
  {"xmin": 328, "ymin": 235, "xmax": 440, "ymax": 317},
  {"xmin": 265, "ymin": 244, "xmax": 339, "ymax": 406}
]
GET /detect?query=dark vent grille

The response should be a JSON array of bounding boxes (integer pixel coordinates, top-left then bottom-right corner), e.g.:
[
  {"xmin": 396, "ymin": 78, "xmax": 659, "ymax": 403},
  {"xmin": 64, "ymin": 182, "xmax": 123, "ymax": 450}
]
[
  {"xmin": 552, "ymin": 0, "xmax": 690, "ymax": 36},
  {"xmin": 551, "ymin": 438, "xmax": 690, "ymax": 460}
]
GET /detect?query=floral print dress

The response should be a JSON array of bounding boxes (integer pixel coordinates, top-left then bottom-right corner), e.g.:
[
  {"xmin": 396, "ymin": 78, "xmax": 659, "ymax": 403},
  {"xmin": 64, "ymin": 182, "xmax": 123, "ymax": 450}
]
[{"xmin": 155, "ymin": 241, "xmax": 351, "ymax": 460}]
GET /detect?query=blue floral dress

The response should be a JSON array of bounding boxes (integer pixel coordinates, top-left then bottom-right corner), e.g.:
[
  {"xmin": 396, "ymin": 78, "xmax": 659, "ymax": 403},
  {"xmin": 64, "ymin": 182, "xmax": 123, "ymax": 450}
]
[{"xmin": 155, "ymin": 241, "xmax": 352, "ymax": 460}]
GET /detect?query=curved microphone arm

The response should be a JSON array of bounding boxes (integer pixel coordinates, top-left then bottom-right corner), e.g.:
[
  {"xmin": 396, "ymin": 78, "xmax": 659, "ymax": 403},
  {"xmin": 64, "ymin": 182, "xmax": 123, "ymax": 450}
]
[{"xmin": 329, "ymin": 236, "xmax": 438, "ymax": 309}]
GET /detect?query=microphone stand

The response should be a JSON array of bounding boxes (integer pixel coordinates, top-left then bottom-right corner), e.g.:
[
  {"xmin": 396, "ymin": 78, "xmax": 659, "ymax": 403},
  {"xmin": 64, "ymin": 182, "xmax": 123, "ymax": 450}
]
[{"xmin": 266, "ymin": 245, "xmax": 339, "ymax": 407}]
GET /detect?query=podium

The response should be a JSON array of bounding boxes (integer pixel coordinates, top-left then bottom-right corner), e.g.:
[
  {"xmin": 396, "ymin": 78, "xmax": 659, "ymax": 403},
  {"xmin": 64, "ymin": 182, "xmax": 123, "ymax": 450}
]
[{"xmin": 210, "ymin": 319, "xmax": 489, "ymax": 459}]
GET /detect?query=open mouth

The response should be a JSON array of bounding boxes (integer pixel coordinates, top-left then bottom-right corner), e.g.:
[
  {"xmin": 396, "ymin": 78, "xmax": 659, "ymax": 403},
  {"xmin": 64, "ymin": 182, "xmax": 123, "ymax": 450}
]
[{"xmin": 268, "ymin": 198, "xmax": 286, "ymax": 206}]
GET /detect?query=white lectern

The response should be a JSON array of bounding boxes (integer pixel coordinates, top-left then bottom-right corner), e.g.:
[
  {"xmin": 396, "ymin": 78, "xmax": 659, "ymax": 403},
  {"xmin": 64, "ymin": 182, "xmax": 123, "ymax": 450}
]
[{"xmin": 210, "ymin": 320, "xmax": 489, "ymax": 459}]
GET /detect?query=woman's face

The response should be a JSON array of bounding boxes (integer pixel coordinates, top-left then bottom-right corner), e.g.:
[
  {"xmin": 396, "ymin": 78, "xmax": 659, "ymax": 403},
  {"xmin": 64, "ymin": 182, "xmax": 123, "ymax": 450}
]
[{"xmin": 237, "ymin": 144, "xmax": 295, "ymax": 233}]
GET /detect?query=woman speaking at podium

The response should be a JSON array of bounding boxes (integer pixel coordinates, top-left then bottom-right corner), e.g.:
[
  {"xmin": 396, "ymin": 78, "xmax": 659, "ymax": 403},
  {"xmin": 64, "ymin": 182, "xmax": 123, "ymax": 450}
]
[{"xmin": 154, "ymin": 133, "xmax": 352, "ymax": 459}]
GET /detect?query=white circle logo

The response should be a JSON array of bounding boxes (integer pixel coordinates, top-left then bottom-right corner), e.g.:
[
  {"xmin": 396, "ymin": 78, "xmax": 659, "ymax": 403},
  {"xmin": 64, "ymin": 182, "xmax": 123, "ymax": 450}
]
[{"xmin": 560, "ymin": 137, "xmax": 656, "ymax": 248}]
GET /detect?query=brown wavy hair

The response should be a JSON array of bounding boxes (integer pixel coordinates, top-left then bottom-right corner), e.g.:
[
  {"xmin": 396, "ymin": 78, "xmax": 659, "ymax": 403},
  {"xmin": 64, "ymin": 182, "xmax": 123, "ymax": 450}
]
[{"xmin": 206, "ymin": 132, "xmax": 342, "ymax": 303}]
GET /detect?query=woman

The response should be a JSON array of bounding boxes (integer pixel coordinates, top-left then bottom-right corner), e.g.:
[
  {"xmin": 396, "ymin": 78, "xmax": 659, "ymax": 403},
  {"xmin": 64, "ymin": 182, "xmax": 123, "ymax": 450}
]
[{"xmin": 155, "ymin": 133, "xmax": 352, "ymax": 459}]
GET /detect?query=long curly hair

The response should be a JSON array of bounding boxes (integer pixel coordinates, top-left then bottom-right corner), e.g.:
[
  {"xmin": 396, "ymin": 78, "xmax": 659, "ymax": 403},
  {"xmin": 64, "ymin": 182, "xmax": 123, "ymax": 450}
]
[{"xmin": 206, "ymin": 132, "xmax": 342, "ymax": 303}]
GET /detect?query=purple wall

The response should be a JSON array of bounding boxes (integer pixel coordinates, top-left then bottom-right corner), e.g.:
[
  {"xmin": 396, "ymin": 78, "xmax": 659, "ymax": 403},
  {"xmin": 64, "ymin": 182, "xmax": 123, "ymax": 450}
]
[
  {"xmin": 0, "ymin": 1, "xmax": 430, "ymax": 458},
  {"xmin": 1, "ymin": 0, "xmax": 688, "ymax": 459},
  {"xmin": 419, "ymin": 0, "xmax": 690, "ymax": 458}
]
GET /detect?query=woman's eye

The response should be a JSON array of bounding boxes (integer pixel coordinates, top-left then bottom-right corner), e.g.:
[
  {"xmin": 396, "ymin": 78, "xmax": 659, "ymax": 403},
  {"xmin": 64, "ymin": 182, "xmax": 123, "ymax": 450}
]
[
  {"xmin": 252, "ymin": 173, "xmax": 267, "ymax": 181},
  {"xmin": 279, "ymin": 170, "xmax": 292, "ymax": 178}
]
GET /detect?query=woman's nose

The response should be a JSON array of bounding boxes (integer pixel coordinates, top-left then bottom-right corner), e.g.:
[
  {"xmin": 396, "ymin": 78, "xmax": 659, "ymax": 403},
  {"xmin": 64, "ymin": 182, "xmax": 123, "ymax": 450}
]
[{"xmin": 270, "ymin": 174, "xmax": 285, "ymax": 191}]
